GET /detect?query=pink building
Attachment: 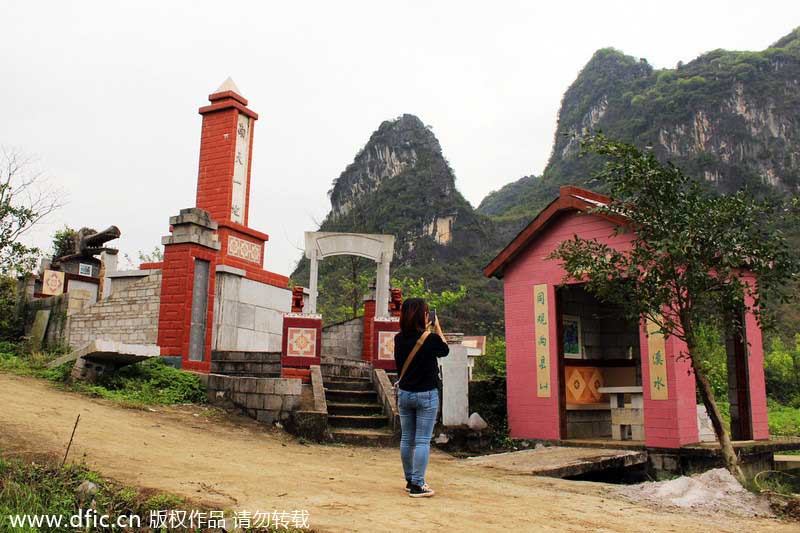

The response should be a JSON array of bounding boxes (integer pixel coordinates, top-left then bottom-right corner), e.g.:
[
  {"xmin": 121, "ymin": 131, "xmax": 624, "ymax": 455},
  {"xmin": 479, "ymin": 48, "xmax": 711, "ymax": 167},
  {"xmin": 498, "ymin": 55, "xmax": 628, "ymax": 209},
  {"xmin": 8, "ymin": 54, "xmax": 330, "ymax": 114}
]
[{"xmin": 484, "ymin": 186, "xmax": 768, "ymax": 449}]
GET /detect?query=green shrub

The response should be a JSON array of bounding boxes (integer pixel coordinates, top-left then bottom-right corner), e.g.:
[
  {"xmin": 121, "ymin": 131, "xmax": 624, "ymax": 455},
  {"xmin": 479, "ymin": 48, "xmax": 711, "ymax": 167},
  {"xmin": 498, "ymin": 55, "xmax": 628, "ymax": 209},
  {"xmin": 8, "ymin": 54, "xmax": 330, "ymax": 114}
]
[
  {"xmin": 473, "ymin": 336, "xmax": 506, "ymax": 379},
  {"xmin": 693, "ymin": 322, "xmax": 728, "ymax": 400}
]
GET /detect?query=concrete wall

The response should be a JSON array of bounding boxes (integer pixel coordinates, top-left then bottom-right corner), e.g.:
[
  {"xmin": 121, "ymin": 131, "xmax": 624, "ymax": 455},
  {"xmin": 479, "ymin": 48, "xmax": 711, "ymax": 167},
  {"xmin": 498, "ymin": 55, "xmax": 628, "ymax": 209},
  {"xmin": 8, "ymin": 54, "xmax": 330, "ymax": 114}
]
[
  {"xmin": 321, "ymin": 317, "xmax": 363, "ymax": 360},
  {"xmin": 67, "ymin": 272, "xmax": 161, "ymax": 348},
  {"xmin": 212, "ymin": 270, "xmax": 290, "ymax": 353}
]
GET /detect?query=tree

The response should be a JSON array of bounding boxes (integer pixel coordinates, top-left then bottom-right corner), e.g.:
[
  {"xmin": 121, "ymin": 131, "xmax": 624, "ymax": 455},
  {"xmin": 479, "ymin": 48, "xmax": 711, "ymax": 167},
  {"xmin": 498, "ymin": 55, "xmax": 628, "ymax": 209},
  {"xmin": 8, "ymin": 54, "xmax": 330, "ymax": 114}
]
[
  {"xmin": 391, "ymin": 276, "xmax": 467, "ymax": 312},
  {"xmin": 138, "ymin": 246, "xmax": 164, "ymax": 264},
  {"xmin": 550, "ymin": 134, "xmax": 798, "ymax": 481},
  {"xmin": 0, "ymin": 147, "xmax": 62, "ymax": 274}
]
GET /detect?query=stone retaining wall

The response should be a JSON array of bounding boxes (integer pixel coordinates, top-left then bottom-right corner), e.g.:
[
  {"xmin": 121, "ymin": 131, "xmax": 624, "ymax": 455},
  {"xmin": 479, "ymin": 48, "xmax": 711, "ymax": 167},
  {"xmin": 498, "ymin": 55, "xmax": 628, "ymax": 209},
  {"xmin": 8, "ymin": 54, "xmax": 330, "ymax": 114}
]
[
  {"xmin": 207, "ymin": 374, "xmax": 302, "ymax": 424},
  {"xmin": 210, "ymin": 350, "xmax": 281, "ymax": 377},
  {"xmin": 321, "ymin": 317, "xmax": 363, "ymax": 360},
  {"xmin": 67, "ymin": 272, "xmax": 161, "ymax": 348}
]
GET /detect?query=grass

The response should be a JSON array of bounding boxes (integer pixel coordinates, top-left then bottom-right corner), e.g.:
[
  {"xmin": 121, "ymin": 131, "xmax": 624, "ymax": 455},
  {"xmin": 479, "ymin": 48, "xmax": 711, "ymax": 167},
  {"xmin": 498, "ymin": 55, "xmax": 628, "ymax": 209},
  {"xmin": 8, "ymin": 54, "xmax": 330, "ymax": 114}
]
[
  {"xmin": 0, "ymin": 345, "xmax": 206, "ymax": 406},
  {"xmin": 0, "ymin": 454, "xmax": 192, "ymax": 533},
  {"xmin": 0, "ymin": 454, "xmax": 313, "ymax": 532},
  {"xmin": 768, "ymin": 400, "xmax": 800, "ymax": 437}
]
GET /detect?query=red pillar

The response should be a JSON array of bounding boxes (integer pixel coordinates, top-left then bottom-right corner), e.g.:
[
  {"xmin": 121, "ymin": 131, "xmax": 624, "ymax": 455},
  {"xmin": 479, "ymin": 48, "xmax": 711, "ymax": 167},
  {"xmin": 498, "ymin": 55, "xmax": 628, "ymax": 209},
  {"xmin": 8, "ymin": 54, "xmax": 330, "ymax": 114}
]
[{"xmin": 640, "ymin": 322, "xmax": 699, "ymax": 448}]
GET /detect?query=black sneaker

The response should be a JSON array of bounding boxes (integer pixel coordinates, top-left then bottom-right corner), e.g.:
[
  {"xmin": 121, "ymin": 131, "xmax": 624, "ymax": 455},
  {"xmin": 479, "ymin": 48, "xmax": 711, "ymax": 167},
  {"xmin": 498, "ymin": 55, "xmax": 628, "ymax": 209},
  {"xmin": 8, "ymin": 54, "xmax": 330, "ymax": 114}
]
[
  {"xmin": 405, "ymin": 481, "xmax": 412, "ymax": 493},
  {"xmin": 409, "ymin": 483, "xmax": 435, "ymax": 498}
]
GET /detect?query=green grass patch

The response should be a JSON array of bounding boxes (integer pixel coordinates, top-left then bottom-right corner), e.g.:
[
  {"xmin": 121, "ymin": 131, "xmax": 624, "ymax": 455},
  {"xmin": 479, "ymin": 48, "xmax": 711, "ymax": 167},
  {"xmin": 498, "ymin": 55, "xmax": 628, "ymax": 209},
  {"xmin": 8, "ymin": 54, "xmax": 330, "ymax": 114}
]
[
  {"xmin": 0, "ymin": 454, "xmax": 192, "ymax": 532},
  {"xmin": 0, "ymin": 455, "xmax": 312, "ymax": 532},
  {"xmin": 0, "ymin": 347, "xmax": 206, "ymax": 406}
]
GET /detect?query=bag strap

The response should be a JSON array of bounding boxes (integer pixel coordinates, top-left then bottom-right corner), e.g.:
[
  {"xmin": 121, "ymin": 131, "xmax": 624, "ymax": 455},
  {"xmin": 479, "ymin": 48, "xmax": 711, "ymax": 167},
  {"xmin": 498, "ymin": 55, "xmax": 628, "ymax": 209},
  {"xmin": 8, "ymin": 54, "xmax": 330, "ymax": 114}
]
[{"xmin": 397, "ymin": 331, "xmax": 431, "ymax": 387}]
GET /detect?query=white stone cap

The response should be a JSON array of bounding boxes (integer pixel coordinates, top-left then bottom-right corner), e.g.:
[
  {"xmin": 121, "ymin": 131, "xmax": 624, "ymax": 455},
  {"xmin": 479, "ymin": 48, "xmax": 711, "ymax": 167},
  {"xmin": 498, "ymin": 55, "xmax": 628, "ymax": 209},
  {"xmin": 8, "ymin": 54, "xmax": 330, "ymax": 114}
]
[
  {"xmin": 216, "ymin": 264, "xmax": 246, "ymax": 277},
  {"xmin": 284, "ymin": 312, "xmax": 322, "ymax": 319},
  {"xmin": 215, "ymin": 76, "xmax": 241, "ymax": 95},
  {"xmin": 106, "ymin": 269, "xmax": 159, "ymax": 279}
]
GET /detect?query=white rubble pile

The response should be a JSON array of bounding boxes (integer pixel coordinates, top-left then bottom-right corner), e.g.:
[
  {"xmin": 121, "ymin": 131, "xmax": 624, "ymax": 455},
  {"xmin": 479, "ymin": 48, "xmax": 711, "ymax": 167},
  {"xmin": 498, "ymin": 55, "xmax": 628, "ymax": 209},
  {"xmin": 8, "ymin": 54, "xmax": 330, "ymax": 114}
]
[{"xmin": 618, "ymin": 468, "xmax": 773, "ymax": 517}]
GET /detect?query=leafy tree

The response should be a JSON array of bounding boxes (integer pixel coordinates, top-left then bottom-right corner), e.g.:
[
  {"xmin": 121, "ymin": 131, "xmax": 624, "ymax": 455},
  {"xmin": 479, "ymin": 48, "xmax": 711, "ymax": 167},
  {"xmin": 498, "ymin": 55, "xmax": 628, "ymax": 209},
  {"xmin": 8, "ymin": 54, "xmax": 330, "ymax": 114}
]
[
  {"xmin": 391, "ymin": 276, "xmax": 467, "ymax": 312},
  {"xmin": 0, "ymin": 147, "xmax": 62, "ymax": 273},
  {"xmin": 138, "ymin": 246, "xmax": 164, "ymax": 264},
  {"xmin": 550, "ymin": 134, "xmax": 798, "ymax": 481}
]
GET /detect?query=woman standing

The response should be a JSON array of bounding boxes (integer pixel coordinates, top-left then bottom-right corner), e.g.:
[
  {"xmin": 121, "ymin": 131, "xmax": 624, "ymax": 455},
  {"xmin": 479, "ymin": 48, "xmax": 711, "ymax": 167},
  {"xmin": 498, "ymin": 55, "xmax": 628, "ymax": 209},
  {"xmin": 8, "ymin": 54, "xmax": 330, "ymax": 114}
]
[{"xmin": 394, "ymin": 298, "xmax": 449, "ymax": 498}]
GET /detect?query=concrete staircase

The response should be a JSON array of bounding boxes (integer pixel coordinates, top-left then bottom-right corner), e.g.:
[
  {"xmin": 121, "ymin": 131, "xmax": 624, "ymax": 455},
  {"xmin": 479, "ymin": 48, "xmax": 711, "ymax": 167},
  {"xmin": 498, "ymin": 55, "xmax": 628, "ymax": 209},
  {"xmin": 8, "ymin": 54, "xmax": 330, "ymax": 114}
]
[{"xmin": 324, "ymin": 376, "xmax": 395, "ymax": 446}]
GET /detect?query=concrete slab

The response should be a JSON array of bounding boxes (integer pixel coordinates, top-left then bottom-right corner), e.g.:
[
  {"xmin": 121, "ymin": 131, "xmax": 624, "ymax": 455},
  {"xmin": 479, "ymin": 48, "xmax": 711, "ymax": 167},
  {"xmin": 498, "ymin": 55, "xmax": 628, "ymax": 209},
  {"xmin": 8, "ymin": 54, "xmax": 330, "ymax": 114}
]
[
  {"xmin": 29, "ymin": 310, "xmax": 51, "ymax": 351},
  {"xmin": 773, "ymin": 454, "xmax": 800, "ymax": 471},
  {"xmin": 47, "ymin": 340, "xmax": 160, "ymax": 369},
  {"xmin": 467, "ymin": 446, "xmax": 647, "ymax": 479}
]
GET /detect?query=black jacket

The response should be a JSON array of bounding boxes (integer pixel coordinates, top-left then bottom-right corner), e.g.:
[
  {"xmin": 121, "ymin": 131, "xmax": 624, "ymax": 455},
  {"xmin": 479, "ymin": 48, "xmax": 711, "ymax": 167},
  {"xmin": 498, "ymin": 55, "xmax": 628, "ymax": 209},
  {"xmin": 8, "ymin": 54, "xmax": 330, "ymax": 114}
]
[{"xmin": 394, "ymin": 330, "xmax": 449, "ymax": 392}]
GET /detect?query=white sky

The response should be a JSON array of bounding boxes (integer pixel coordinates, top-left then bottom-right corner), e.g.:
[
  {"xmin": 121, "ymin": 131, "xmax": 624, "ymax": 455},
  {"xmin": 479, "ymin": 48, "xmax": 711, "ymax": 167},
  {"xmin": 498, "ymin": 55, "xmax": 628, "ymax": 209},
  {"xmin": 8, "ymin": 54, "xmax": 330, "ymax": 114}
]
[{"xmin": 2, "ymin": 1, "xmax": 798, "ymax": 275}]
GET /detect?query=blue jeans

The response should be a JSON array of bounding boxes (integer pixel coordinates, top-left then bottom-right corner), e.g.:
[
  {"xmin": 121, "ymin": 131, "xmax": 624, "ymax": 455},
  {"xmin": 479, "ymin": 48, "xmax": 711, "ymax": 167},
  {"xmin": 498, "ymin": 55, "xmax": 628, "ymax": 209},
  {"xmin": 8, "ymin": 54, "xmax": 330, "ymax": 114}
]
[{"xmin": 398, "ymin": 388, "xmax": 439, "ymax": 487}]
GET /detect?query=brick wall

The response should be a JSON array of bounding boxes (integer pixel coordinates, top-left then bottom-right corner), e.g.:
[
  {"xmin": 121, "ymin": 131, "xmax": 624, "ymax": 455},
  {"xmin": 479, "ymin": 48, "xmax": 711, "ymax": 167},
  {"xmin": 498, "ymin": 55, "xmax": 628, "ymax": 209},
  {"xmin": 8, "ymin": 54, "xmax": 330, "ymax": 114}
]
[
  {"xmin": 68, "ymin": 271, "xmax": 161, "ymax": 348},
  {"xmin": 196, "ymin": 108, "xmax": 237, "ymax": 223}
]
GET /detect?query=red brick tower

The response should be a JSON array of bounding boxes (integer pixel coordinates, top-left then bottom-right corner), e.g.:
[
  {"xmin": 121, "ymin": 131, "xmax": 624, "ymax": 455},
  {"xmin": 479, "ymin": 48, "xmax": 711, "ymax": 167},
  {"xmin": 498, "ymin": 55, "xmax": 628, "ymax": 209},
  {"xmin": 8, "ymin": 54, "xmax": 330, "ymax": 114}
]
[{"xmin": 157, "ymin": 79, "xmax": 288, "ymax": 372}]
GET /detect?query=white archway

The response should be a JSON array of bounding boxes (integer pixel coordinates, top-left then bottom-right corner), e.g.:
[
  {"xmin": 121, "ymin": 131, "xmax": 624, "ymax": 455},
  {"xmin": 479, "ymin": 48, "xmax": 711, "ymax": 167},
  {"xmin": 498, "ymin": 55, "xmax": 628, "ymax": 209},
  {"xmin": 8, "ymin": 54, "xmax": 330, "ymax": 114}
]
[{"xmin": 304, "ymin": 232, "xmax": 396, "ymax": 318}]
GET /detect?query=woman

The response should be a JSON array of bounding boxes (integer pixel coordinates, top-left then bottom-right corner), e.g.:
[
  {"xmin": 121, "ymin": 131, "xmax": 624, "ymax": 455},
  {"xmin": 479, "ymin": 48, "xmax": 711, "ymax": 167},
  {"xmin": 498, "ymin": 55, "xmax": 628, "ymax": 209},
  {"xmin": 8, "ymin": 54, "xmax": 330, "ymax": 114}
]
[{"xmin": 394, "ymin": 298, "xmax": 449, "ymax": 498}]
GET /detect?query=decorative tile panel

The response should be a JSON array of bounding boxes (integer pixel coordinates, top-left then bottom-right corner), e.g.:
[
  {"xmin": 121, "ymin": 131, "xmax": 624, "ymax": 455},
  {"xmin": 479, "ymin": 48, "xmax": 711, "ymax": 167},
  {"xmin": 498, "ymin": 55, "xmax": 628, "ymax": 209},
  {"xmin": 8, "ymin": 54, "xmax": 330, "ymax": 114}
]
[
  {"xmin": 646, "ymin": 319, "xmax": 669, "ymax": 400},
  {"xmin": 287, "ymin": 327, "xmax": 317, "ymax": 357},
  {"xmin": 378, "ymin": 331, "xmax": 396, "ymax": 360},
  {"xmin": 533, "ymin": 284, "xmax": 551, "ymax": 397},
  {"xmin": 228, "ymin": 235, "xmax": 261, "ymax": 264}
]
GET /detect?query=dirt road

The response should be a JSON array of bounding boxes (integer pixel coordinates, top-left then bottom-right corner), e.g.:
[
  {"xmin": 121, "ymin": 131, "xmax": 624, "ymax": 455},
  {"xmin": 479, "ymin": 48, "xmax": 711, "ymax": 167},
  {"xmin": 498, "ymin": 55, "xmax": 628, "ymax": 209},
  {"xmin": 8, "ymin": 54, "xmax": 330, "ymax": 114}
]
[{"xmin": 0, "ymin": 373, "xmax": 791, "ymax": 532}]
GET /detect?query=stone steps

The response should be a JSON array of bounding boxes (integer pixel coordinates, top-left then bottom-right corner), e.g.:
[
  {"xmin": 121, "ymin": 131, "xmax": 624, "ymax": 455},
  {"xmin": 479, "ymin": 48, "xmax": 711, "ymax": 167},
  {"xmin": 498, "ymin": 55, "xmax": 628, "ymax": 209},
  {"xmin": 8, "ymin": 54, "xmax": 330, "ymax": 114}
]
[
  {"xmin": 324, "ymin": 379, "xmax": 374, "ymax": 392},
  {"xmin": 323, "ymin": 375, "xmax": 394, "ymax": 446},
  {"xmin": 325, "ymin": 389, "xmax": 378, "ymax": 404},
  {"xmin": 328, "ymin": 414, "xmax": 388, "ymax": 429},
  {"xmin": 328, "ymin": 427, "xmax": 395, "ymax": 447},
  {"xmin": 327, "ymin": 402, "xmax": 384, "ymax": 416}
]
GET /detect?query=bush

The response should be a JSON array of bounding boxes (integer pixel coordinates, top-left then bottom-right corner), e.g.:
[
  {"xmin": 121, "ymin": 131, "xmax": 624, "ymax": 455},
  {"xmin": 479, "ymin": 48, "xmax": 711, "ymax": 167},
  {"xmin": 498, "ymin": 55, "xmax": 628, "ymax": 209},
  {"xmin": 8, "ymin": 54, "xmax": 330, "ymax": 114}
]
[
  {"xmin": 473, "ymin": 336, "xmax": 506, "ymax": 379},
  {"xmin": 87, "ymin": 358, "xmax": 206, "ymax": 405}
]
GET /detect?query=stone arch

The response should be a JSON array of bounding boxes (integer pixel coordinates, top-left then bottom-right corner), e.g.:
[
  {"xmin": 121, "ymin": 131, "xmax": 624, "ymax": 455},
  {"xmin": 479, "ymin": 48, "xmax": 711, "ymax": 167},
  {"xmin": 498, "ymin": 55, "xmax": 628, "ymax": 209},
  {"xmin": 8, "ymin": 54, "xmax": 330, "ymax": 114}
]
[{"xmin": 304, "ymin": 232, "xmax": 395, "ymax": 318}]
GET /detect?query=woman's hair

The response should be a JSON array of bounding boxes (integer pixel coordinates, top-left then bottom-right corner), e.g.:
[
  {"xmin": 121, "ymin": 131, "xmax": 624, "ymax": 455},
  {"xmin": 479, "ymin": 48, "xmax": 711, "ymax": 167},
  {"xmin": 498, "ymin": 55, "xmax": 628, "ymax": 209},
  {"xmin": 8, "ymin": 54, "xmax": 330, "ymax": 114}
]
[{"xmin": 400, "ymin": 298, "xmax": 428, "ymax": 335}]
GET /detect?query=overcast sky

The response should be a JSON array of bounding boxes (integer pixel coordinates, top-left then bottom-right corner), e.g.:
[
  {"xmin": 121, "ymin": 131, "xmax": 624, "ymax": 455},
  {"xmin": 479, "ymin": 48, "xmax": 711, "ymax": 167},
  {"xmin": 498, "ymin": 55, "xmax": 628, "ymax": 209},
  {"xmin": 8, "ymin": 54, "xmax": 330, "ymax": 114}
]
[{"xmin": 2, "ymin": 1, "xmax": 798, "ymax": 275}]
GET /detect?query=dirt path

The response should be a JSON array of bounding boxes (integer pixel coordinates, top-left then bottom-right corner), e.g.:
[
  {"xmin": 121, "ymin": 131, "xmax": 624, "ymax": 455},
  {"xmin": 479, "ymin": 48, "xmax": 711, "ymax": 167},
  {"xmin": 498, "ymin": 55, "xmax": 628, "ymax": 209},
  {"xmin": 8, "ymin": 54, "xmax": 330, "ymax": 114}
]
[{"xmin": 0, "ymin": 373, "xmax": 791, "ymax": 532}]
